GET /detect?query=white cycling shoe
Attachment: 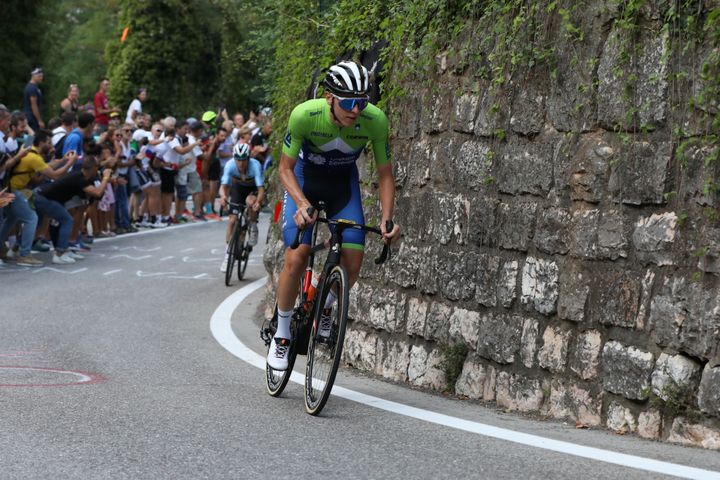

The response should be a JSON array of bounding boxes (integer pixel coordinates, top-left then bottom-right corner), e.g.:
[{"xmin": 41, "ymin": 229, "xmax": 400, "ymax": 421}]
[{"xmin": 267, "ymin": 337, "xmax": 291, "ymax": 370}]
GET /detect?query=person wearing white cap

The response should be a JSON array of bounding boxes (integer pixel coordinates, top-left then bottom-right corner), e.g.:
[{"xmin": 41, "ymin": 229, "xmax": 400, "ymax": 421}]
[{"xmin": 23, "ymin": 68, "xmax": 45, "ymax": 131}]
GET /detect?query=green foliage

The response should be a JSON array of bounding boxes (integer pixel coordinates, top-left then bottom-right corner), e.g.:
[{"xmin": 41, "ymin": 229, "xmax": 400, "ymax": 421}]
[
  {"xmin": 215, "ymin": 0, "xmax": 276, "ymax": 114},
  {"xmin": 439, "ymin": 342, "xmax": 469, "ymax": 393},
  {"xmin": 107, "ymin": 0, "xmax": 224, "ymax": 118},
  {"xmin": 41, "ymin": 0, "xmax": 120, "ymax": 113},
  {"xmin": 0, "ymin": 1, "xmax": 48, "ymax": 109},
  {"xmin": 647, "ymin": 378, "xmax": 697, "ymax": 419}
]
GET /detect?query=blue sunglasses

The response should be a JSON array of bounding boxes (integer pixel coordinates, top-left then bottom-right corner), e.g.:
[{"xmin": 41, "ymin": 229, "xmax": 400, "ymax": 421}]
[{"xmin": 334, "ymin": 95, "xmax": 369, "ymax": 112}]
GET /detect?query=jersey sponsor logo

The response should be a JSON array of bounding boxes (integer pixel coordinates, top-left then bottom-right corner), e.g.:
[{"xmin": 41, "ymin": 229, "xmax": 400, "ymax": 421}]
[
  {"xmin": 310, "ymin": 131, "xmax": 334, "ymax": 138},
  {"xmin": 309, "ymin": 110, "xmax": 322, "ymax": 117},
  {"xmin": 306, "ymin": 152, "xmax": 357, "ymax": 167},
  {"xmin": 345, "ymin": 134, "xmax": 368, "ymax": 140},
  {"xmin": 284, "ymin": 132, "xmax": 291, "ymax": 147}
]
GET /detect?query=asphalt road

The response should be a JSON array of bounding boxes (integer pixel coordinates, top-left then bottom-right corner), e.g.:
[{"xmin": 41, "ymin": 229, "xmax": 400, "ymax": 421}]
[{"xmin": 2, "ymin": 214, "xmax": 720, "ymax": 480}]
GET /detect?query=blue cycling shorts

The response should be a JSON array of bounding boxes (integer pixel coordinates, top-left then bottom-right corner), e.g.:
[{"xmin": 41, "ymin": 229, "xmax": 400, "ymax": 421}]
[{"xmin": 281, "ymin": 163, "xmax": 365, "ymax": 250}]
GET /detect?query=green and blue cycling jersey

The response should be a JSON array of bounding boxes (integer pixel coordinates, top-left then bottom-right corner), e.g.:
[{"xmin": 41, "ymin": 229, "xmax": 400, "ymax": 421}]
[{"xmin": 281, "ymin": 98, "xmax": 390, "ymax": 250}]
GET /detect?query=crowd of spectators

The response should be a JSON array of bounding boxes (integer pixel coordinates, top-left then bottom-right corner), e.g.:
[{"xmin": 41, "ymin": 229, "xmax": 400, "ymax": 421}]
[{"xmin": 0, "ymin": 68, "xmax": 273, "ymax": 267}]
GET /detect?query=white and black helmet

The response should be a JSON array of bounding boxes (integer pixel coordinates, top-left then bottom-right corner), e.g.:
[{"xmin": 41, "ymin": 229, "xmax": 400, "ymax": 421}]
[
  {"xmin": 323, "ymin": 61, "xmax": 370, "ymax": 97},
  {"xmin": 233, "ymin": 142, "xmax": 251, "ymax": 161}
]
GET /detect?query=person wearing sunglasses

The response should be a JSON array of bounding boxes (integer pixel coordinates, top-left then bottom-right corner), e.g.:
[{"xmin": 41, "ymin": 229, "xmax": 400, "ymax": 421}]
[
  {"xmin": 218, "ymin": 142, "xmax": 265, "ymax": 273},
  {"xmin": 266, "ymin": 60, "xmax": 401, "ymax": 370}
]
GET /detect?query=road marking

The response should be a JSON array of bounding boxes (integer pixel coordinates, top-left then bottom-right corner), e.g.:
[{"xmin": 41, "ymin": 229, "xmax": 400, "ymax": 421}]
[
  {"xmin": 103, "ymin": 269, "xmax": 123, "ymax": 276},
  {"xmin": 118, "ymin": 246, "xmax": 161, "ymax": 252},
  {"xmin": 110, "ymin": 254, "xmax": 152, "ymax": 260},
  {"xmin": 92, "ymin": 220, "xmax": 215, "ymax": 243},
  {"xmin": 160, "ymin": 256, "xmax": 174, "ymax": 261},
  {"xmin": 167, "ymin": 274, "xmax": 217, "ymax": 280},
  {"xmin": 32, "ymin": 267, "xmax": 87, "ymax": 274},
  {"xmin": 180, "ymin": 248, "xmax": 194, "ymax": 253},
  {"xmin": 136, "ymin": 270, "xmax": 177, "ymax": 277},
  {"xmin": 0, "ymin": 365, "xmax": 104, "ymax": 387},
  {"xmin": 210, "ymin": 277, "xmax": 720, "ymax": 480},
  {"xmin": 182, "ymin": 256, "xmax": 220, "ymax": 263}
]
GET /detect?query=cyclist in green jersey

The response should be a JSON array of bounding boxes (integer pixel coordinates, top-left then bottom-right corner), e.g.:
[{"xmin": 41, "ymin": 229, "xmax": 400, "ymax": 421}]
[{"xmin": 268, "ymin": 61, "xmax": 401, "ymax": 370}]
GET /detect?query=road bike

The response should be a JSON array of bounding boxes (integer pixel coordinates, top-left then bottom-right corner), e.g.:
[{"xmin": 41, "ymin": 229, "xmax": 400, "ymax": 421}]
[
  {"xmin": 224, "ymin": 201, "xmax": 252, "ymax": 286},
  {"xmin": 261, "ymin": 202, "xmax": 392, "ymax": 415}
]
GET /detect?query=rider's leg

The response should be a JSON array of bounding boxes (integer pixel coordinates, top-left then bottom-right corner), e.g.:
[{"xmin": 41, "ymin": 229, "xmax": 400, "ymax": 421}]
[
  {"xmin": 275, "ymin": 245, "xmax": 311, "ymax": 338},
  {"xmin": 225, "ymin": 214, "xmax": 237, "ymax": 244},
  {"xmin": 341, "ymin": 248, "xmax": 364, "ymax": 287},
  {"xmin": 246, "ymin": 194, "xmax": 258, "ymax": 221},
  {"xmin": 320, "ymin": 248, "xmax": 364, "ymax": 311}
]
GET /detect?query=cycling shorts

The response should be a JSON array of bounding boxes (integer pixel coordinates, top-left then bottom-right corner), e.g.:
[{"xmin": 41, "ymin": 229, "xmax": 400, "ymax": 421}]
[
  {"xmin": 230, "ymin": 184, "xmax": 257, "ymax": 216},
  {"xmin": 281, "ymin": 164, "xmax": 365, "ymax": 250}
]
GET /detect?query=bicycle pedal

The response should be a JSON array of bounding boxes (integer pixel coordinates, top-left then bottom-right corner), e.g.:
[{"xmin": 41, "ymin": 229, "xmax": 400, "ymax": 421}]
[{"xmin": 260, "ymin": 319, "xmax": 275, "ymax": 346}]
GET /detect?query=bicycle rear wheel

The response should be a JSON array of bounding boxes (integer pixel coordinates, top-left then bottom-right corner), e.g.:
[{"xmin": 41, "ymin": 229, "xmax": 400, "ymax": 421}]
[
  {"xmin": 304, "ymin": 265, "xmax": 349, "ymax": 415},
  {"xmin": 224, "ymin": 222, "xmax": 239, "ymax": 287}
]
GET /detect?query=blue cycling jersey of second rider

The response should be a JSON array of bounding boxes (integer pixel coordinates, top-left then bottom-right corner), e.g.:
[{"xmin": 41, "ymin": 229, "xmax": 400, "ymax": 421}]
[{"xmin": 221, "ymin": 157, "xmax": 264, "ymax": 188}]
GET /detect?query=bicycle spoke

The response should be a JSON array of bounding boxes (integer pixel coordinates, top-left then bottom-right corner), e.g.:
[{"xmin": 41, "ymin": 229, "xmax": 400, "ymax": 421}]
[{"xmin": 304, "ymin": 266, "xmax": 349, "ymax": 415}]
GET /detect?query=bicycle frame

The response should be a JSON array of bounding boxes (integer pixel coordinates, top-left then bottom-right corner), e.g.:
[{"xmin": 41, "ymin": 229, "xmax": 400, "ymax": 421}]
[{"xmin": 295, "ymin": 205, "xmax": 391, "ymax": 318}]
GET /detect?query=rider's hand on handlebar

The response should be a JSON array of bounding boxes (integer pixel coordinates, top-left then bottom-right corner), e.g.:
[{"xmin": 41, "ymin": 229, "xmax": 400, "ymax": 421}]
[
  {"xmin": 381, "ymin": 219, "xmax": 400, "ymax": 244},
  {"xmin": 294, "ymin": 202, "xmax": 317, "ymax": 229},
  {"xmin": 220, "ymin": 196, "xmax": 228, "ymax": 208}
]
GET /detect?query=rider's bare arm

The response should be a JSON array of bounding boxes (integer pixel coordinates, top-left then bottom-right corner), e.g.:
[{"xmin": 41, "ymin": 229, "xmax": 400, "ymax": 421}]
[{"xmin": 278, "ymin": 152, "xmax": 315, "ymax": 227}]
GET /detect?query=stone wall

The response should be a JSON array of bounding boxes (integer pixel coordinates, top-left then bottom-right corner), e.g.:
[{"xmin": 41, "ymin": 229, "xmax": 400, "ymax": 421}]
[{"xmin": 265, "ymin": 2, "xmax": 720, "ymax": 449}]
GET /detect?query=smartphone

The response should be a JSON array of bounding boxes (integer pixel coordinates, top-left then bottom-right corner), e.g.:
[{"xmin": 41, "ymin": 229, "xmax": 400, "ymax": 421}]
[{"xmin": 23, "ymin": 135, "xmax": 34, "ymax": 148}]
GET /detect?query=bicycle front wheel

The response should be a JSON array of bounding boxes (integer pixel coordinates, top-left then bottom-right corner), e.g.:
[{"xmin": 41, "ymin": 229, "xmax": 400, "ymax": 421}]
[
  {"xmin": 304, "ymin": 265, "xmax": 349, "ymax": 416},
  {"xmin": 238, "ymin": 224, "xmax": 250, "ymax": 281},
  {"xmin": 224, "ymin": 222, "xmax": 239, "ymax": 287}
]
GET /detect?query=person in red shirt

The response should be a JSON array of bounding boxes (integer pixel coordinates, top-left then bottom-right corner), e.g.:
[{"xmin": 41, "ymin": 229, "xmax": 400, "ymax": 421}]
[{"xmin": 93, "ymin": 78, "xmax": 120, "ymax": 133}]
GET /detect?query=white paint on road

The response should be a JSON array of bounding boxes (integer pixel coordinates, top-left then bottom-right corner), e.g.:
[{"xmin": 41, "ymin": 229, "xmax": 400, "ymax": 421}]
[
  {"xmin": 167, "ymin": 274, "xmax": 216, "ymax": 280},
  {"xmin": 136, "ymin": 270, "xmax": 178, "ymax": 277},
  {"xmin": 103, "ymin": 269, "xmax": 123, "ymax": 276},
  {"xmin": 182, "ymin": 256, "xmax": 220, "ymax": 263},
  {"xmin": 93, "ymin": 220, "xmax": 213, "ymax": 243},
  {"xmin": 180, "ymin": 248, "xmax": 195, "ymax": 253},
  {"xmin": 111, "ymin": 246, "xmax": 161, "ymax": 252},
  {"xmin": 209, "ymin": 277, "xmax": 720, "ymax": 480},
  {"xmin": 110, "ymin": 254, "xmax": 153, "ymax": 260},
  {"xmin": 160, "ymin": 256, "xmax": 175, "ymax": 261},
  {"xmin": 32, "ymin": 267, "xmax": 88, "ymax": 274}
]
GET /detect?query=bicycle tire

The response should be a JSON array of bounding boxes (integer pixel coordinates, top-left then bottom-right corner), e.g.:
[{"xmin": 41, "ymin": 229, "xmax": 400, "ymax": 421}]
[
  {"xmin": 238, "ymin": 217, "xmax": 250, "ymax": 281},
  {"xmin": 265, "ymin": 267, "xmax": 309, "ymax": 397},
  {"xmin": 224, "ymin": 220, "xmax": 239, "ymax": 287},
  {"xmin": 304, "ymin": 265, "xmax": 349, "ymax": 416}
]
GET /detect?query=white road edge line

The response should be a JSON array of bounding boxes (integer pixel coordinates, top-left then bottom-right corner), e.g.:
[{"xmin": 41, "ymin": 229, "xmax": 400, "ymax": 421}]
[
  {"xmin": 93, "ymin": 219, "xmax": 220, "ymax": 243},
  {"xmin": 209, "ymin": 277, "xmax": 720, "ymax": 480}
]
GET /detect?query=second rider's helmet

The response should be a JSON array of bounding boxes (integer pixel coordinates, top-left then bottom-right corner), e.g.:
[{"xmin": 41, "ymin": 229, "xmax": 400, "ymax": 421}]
[
  {"xmin": 233, "ymin": 142, "xmax": 251, "ymax": 161},
  {"xmin": 323, "ymin": 61, "xmax": 370, "ymax": 98}
]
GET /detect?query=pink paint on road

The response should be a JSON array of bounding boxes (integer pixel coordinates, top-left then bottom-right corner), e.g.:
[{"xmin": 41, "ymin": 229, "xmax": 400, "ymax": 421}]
[{"xmin": 0, "ymin": 365, "xmax": 105, "ymax": 387}]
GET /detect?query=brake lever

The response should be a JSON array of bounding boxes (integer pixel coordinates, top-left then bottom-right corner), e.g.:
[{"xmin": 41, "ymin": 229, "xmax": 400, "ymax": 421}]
[
  {"xmin": 290, "ymin": 206, "xmax": 316, "ymax": 249},
  {"xmin": 374, "ymin": 220, "xmax": 394, "ymax": 265}
]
